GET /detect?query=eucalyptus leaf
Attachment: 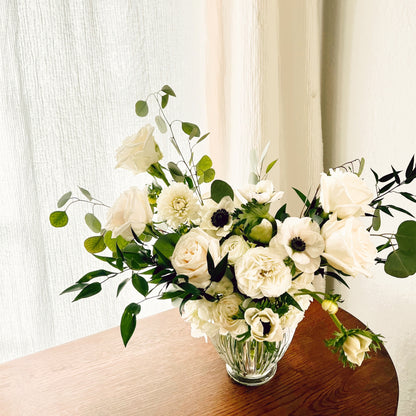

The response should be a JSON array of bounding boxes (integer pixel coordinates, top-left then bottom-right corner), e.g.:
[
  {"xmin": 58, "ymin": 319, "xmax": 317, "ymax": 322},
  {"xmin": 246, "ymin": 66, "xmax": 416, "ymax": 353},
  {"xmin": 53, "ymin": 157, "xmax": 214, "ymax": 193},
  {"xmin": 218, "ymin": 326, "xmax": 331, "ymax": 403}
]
[
  {"xmin": 49, "ymin": 211, "xmax": 69, "ymax": 227},
  {"xmin": 161, "ymin": 85, "xmax": 176, "ymax": 97},
  {"xmin": 167, "ymin": 162, "xmax": 184, "ymax": 182},
  {"xmin": 135, "ymin": 100, "xmax": 148, "ymax": 117},
  {"xmin": 161, "ymin": 94, "xmax": 169, "ymax": 108},
  {"xmin": 79, "ymin": 187, "xmax": 92, "ymax": 201},
  {"xmin": 385, "ymin": 249, "xmax": 416, "ymax": 278},
  {"xmin": 181, "ymin": 122, "xmax": 200, "ymax": 138},
  {"xmin": 155, "ymin": 115, "xmax": 167, "ymax": 133},
  {"xmin": 357, "ymin": 158, "xmax": 365, "ymax": 177},
  {"xmin": 196, "ymin": 155, "xmax": 212, "ymax": 171},
  {"xmin": 203, "ymin": 168, "xmax": 215, "ymax": 183},
  {"xmin": 372, "ymin": 207, "xmax": 381, "ymax": 231},
  {"xmin": 196, "ymin": 132, "xmax": 210, "ymax": 144},
  {"xmin": 84, "ymin": 236, "xmax": 106, "ymax": 253},
  {"xmin": 85, "ymin": 213, "xmax": 102, "ymax": 233},
  {"xmin": 395, "ymin": 220, "xmax": 416, "ymax": 252},
  {"xmin": 57, "ymin": 191, "xmax": 72, "ymax": 208}
]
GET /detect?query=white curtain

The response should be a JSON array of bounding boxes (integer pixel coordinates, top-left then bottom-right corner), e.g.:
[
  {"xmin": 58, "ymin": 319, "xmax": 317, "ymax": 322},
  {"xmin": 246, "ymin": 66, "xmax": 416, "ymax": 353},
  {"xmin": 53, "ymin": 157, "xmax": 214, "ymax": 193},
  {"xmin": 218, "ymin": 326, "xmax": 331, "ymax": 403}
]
[{"xmin": 0, "ymin": 0, "xmax": 207, "ymax": 363}]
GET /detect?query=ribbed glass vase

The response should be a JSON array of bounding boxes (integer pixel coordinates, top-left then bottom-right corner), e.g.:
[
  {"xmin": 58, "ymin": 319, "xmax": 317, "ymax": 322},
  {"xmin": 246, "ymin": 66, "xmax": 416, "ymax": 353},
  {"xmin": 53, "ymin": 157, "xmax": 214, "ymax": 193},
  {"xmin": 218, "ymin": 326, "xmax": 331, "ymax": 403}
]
[{"xmin": 210, "ymin": 328, "xmax": 295, "ymax": 386}]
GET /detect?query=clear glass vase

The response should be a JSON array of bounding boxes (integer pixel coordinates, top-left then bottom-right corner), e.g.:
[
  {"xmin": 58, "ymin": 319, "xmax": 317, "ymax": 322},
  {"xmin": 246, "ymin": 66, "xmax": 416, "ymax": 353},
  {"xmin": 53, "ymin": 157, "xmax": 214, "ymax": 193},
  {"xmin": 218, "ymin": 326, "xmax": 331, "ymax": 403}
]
[{"xmin": 210, "ymin": 328, "xmax": 296, "ymax": 386}]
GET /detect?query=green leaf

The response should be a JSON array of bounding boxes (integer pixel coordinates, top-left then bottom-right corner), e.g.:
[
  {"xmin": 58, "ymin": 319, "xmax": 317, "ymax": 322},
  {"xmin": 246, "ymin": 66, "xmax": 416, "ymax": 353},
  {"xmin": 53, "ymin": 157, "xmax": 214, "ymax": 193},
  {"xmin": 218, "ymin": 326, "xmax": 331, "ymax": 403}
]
[
  {"xmin": 60, "ymin": 283, "xmax": 88, "ymax": 295},
  {"xmin": 167, "ymin": 162, "xmax": 185, "ymax": 182},
  {"xmin": 196, "ymin": 155, "xmax": 212, "ymax": 171},
  {"xmin": 132, "ymin": 274, "xmax": 149, "ymax": 297},
  {"xmin": 160, "ymin": 290, "xmax": 187, "ymax": 300},
  {"xmin": 372, "ymin": 207, "xmax": 381, "ymax": 231},
  {"xmin": 357, "ymin": 158, "xmax": 365, "ymax": 177},
  {"xmin": 395, "ymin": 220, "xmax": 416, "ymax": 252},
  {"xmin": 84, "ymin": 236, "xmax": 106, "ymax": 253},
  {"xmin": 155, "ymin": 115, "xmax": 167, "ymax": 133},
  {"xmin": 400, "ymin": 192, "xmax": 416, "ymax": 203},
  {"xmin": 386, "ymin": 205, "xmax": 414, "ymax": 218},
  {"xmin": 57, "ymin": 191, "xmax": 72, "ymax": 208},
  {"xmin": 116, "ymin": 278, "xmax": 130, "ymax": 297},
  {"xmin": 182, "ymin": 122, "xmax": 200, "ymax": 138},
  {"xmin": 103, "ymin": 231, "xmax": 129, "ymax": 253},
  {"xmin": 135, "ymin": 100, "xmax": 149, "ymax": 117},
  {"xmin": 161, "ymin": 85, "xmax": 176, "ymax": 97},
  {"xmin": 385, "ymin": 249, "xmax": 416, "ymax": 278},
  {"xmin": 211, "ymin": 179, "xmax": 234, "ymax": 203},
  {"xmin": 85, "ymin": 213, "xmax": 102, "ymax": 233},
  {"xmin": 153, "ymin": 233, "xmax": 180, "ymax": 260},
  {"xmin": 292, "ymin": 188, "xmax": 310, "ymax": 207},
  {"xmin": 161, "ymin": 94, "xmax": 169, "ymax": 109},
  {"xmin": 78, "ymin": 269, "xmax": 114, "ymax": 283},
  {"xmin": 78, "ymin": 187, "xmax": 92, "ymax": 201},
  {"xmin": 210, "ymin": 253, "xmax": 229, "ymax": 282},
  {"xmin": 73, "ymin": 282, "xmax": 102, "ymax": 301},
  {"xmin": 203, "ymin": 168, "xmax": 215, "ymax": 183},
  {"xmin": 196, "ymin": 132, "xmax": 210, "ymax": 144},
  {"xmin": 93, "ymin": 253, "xmax": 124, "ymax": 271},
  {"xmin": 405, "ymin": 155, "xmax": 415, "ymax": 179},
  {"xmin": 248, "ymin": 172, "xmax": 259, "ymax": 185},
  {"xmin": 120, "ymin": 303, "xmax": 141, "ymax": 346},
  {"xmin": 275, "ymin": 204, "xmax": 289, "ymax": 222},
  {"xmin": 266, "ymin": 159, "xmax": 278, "ymax": 174},
  {"xmin": 49, "ymin": 211, "xmax": 69, "ymax": 227}
]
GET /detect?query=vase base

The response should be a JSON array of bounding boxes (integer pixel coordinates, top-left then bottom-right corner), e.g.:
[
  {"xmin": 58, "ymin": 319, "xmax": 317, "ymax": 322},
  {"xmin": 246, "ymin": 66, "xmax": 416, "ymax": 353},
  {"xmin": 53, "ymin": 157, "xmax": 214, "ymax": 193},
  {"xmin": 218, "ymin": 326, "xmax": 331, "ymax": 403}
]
[{"xmin": 225, "ymin": 363, "xmax": 277, "ymax": 386}]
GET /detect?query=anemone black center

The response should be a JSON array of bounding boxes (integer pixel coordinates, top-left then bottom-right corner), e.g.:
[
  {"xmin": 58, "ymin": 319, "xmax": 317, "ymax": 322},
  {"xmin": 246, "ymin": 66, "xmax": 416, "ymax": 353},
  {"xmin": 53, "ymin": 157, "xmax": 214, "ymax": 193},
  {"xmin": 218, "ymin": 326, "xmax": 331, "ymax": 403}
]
[
  {"xmin": 290, "ymin": 236, "xmax": 306, "ymax": 252},
  {"xmin": 211, "ymin": 209, "xmax": 229, "ymax": 227},
  {"xmin": 260, "ymin": 319, "xmax": 271, "ymax": 336}
]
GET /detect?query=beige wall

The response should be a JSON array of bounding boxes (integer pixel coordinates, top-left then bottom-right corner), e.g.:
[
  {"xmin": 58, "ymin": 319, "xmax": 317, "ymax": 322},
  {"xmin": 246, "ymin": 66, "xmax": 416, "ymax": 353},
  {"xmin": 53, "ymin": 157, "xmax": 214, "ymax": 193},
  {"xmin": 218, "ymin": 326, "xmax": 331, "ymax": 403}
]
[{"xmin": 322, "ymin": 1, "xmax": 416, "ymax": 415}]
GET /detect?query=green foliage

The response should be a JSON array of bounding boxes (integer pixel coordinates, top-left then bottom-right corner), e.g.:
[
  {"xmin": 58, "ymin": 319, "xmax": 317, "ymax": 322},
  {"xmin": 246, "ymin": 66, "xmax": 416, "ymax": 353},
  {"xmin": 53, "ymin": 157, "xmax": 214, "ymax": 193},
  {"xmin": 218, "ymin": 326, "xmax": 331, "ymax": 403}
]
[
  {"xmin": 135, "ymin": 100, "xmax": 148, "ymax": 117},
  {"xmin": 60, "ymin": 282, "xmax": 88, "ymax": 295},
  {"xmin": 161, "ymin": 94, "xmax": 169, "ymax": 109},
  {"xmin": 72, "ymin": 282, "xmax": 102, "ymax": 302},
  {"xmin": 211, "ymin": 179, "xmax": 234, "ymax": 203},
  {"xmin": 233, "ymin": 200, "xmax": 270, "ymax": 236},
  {"xmin": 384, "ymin": 221, "xmax": 416, "ymax": 277},
  {"xmin": 357, "ymin": 157, "xmax": 365, "ymax": 177},
  {"xmin": 120, "ymin": 303, "xmax": 141, "ymax": 346},
  {"xmin": 196, "ymin": 155, "xmax": 215, "ymax": 184},
  {"xmin": 274, "ymin": 204, "xmax": 289, "ymax": 222},
  {"xmin": 167, "ymin": 162, "xmax": 185, "ymax": 182},
  {"xmin": 77, "ymin": 269, "xmax": 114, "ymax": 283},
  {"xmin": 155, "ymin": 115, "xmax": 167, "ymax": 133},
  {"xmin": 78, "ymin": 187, "xmax": 92, "ymax": 201},
  {"xmin": 181, "ymin": 122, "xmax": 200, "ymax": 139},
  {"xmin": 116, "ymin": 278, "xmax": 130, "ymax": 297},
  {"xmin": 57, "ymin": 191, "xmax": 72, "ymax": 208},
  {"xmin": 132, "ymin": 274, "xmax": 149, "ymax": 296},
  {"xmin": 50, "ymin": 211, "xmax": 68, "ymax": 227},
  {"xmin": 265, "ymin": 159, "xmax": 278, "ymax": 174},
  {"xmin": 85, "ymin": 213, "xmax": 101, "ymax": 233},
  {"xmin": 153, "ymin": 233, "xmax": 180, "ymax": 265},
  {"xmin": 103, "ymin": 231, "xmax": 129, "ymax": 253},
  {"xmin": 84, "ymin": 235, "xmax": 106, "ymax": 253},
  {"xmin": 161, "ymin": 84, "xmax": 176, "ymax": 97}
]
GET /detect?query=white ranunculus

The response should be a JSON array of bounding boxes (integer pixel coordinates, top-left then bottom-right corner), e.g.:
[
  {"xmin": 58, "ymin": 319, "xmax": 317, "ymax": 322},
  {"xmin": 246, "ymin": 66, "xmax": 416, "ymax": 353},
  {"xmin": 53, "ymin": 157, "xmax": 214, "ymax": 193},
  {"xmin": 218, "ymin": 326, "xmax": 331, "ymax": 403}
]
[
  {"xmin": 171, "ymin": 228, "xmax": 221, "ymax": 289},
  {"xmin": 320, "ymin": 168, "xmax": 374, "ymax": 219},
  {"xmin": 182, "ymin": 299, "xmax": 217, "ymax": 338},
  {"xmin": 342, "ymin": 334, "xmax": 372, "ymax": 366},
  {"xmin": 206, "ymin": 276, "xmax": 234, "ymax": 297},
  {"xmin": 234, "ymin": 247, "xmax": 292, "ymax": 298},
  {"xmin": 220, "ymin": 235, "xmax": 250, "ymax": 265},
  {"xmin": 321, "ymin": 215, "xmax": 377, "ymax": 278},
  {"xmin": 212, "ymin": 293, "xmax": 248, "ymax": 337},
  {"xmin": 157, "ymin": 183, "xmax": 201, "ymax": 228},
  {"xmin": 115, "ymin": 124, "xmax": 163, "ymax": 174},
  {"xmin": 106, "ymin": 187, "xmax": 153, "ymax": 241},
  {"xmin": 239, "ymin": 180, "xmax": 284, "ymax": 204},
  {"xmin": 270, "ymin": 217, "xmax": 324, "ymax": 273},
  {"xmin": 244, "ymin": 307, "xmax": 283, "ymax": 342},
  {"xmin": 200, "ymin": 196, "xmax": 235, "ymax": 238}
]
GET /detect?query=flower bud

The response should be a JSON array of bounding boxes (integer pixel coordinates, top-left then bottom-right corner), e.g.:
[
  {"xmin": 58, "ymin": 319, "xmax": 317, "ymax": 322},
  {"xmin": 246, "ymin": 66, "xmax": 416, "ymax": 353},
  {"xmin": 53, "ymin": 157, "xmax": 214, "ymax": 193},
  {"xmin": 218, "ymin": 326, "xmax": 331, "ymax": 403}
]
[{"xmin": 321, "ymin": 299, "xmax": 338, "ymax": 315}]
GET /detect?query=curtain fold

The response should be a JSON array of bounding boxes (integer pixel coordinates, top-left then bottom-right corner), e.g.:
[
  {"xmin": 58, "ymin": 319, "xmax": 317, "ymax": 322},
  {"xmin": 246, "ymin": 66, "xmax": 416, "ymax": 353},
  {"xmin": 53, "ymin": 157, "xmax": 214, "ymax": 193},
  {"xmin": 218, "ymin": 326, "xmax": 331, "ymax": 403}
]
[{"xmin": 206, "ymin": 0, "xmax": 324, "ymax": 288}]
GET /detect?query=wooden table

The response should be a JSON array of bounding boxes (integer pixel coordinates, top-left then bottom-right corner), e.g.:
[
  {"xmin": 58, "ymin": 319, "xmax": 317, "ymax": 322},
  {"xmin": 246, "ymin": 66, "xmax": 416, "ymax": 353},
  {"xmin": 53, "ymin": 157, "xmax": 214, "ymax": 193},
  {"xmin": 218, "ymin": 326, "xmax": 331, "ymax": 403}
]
[{"xmin": 0, "ymin": 301, "xmax": 398, "ymax": 416}]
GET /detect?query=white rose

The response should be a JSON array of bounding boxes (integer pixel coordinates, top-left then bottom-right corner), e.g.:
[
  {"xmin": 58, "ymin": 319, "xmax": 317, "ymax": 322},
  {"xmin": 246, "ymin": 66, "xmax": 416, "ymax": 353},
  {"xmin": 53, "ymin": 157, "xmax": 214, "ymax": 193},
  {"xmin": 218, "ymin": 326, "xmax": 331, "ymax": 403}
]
[
  {"xmin": 116, "ymin": 124, "xmax": 163, "ymax": 174},
  {"xmin": 235, "ymin": 247, "xmax": 292, "ymax": 298},
  {"xmin": 239, "ymin": 180, "xmax": 284, "ymax": 204},
  {"xmin": 171, "ymin": 228, "xmax": 221, "ymax": 289},
  {"xmin": 321, "ymin": 215, "xmax": 377, "ymax": 277},
  {"xmin": 220, "ymin": 235, "xmax": 250, "ymax": 265},
  {"xmin": 106, "ymin": 187, "xmax": 153, "ymax": 241},
  {"xmin": 319, "ymin": 169, "xmax": 374, "ymax": 219},
  {"xmin": 244, "ymin": 307, "xmax": 283, "ymax": 342},
  {"xmin": 342, "ymin": 334, "xmax": 372, "ymax": 366},
  {"xmin": 212, "ymin": 293, "xmax": 248, "ymax": 337}
]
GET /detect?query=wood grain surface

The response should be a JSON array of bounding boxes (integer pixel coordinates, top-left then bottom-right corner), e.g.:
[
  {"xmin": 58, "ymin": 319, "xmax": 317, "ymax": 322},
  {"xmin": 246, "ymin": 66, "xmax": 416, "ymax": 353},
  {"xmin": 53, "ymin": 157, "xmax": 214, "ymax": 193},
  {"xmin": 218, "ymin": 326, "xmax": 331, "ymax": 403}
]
[{"xmin": 0, "ymin": 301, "xmax": 398, "ymax": 416}]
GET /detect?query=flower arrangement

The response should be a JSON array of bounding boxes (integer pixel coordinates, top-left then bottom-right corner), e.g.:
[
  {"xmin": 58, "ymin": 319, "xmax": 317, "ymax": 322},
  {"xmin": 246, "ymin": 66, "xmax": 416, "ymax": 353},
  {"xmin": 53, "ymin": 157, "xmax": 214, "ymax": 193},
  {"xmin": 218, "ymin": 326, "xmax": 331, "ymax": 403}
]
[{"xmin": 51, "ymin": 85, "xmax": 416, "ymax": 370}]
